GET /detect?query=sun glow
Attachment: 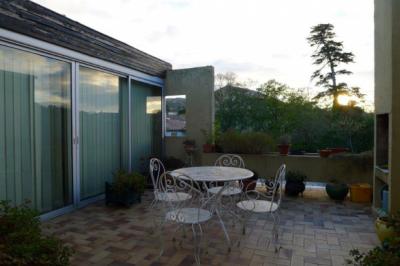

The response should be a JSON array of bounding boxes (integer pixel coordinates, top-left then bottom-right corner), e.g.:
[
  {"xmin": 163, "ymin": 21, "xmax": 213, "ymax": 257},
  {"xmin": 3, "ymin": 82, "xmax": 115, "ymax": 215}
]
[{"xmin": 337, "ymin": 94, "xmax": 351, "ymax": 106}]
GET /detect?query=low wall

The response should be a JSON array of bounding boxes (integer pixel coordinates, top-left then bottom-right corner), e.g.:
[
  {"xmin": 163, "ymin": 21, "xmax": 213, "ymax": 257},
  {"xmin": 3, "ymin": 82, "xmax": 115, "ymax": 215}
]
[{"xmin": 200, "ymin": 153, "xmax": 373, "ymax": 184}]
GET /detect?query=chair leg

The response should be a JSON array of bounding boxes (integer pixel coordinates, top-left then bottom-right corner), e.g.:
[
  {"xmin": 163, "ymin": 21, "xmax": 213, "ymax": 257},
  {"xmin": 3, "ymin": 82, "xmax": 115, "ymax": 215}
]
[
  {"xmin": 192, "ymin": 224, "xmax": 201, "ymax": 266},
  {"xmin": 158, "ymin": 220, "xmax": 166, "ymax": 260},
  {"xmin": 271, "ymin": 213, "xmax": 281, "ymax": 253}
]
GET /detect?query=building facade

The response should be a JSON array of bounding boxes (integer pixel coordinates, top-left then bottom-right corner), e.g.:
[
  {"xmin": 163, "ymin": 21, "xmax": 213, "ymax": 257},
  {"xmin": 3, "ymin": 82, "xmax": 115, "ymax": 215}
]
[{"xmin": 0, "ymin": 0, "xmax": 171, "ymax": 219}]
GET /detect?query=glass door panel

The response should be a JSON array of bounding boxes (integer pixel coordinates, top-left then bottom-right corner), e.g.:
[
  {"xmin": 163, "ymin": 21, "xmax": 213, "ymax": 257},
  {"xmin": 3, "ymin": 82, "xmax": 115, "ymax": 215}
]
[
  {"xmin": 0, "ymin": 45, "xmax": 72, "ymax": 213},
  {"xmin": 131, "ymin": 80, "xmax": 162, "ymax": 172},
  {"xmin": 79, "ymin": 67, "xmax": 125, "ymax": 199}
]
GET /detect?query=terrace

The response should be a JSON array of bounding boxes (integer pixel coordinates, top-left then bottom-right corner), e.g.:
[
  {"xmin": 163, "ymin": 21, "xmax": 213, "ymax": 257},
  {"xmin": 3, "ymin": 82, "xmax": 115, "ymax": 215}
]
[
  {"xmin": 0, "ymin": 1, "xmax": 399, "ymax": 266},
  {"xmin": 43, "ymin": 190, "xmax": 378, "ymax": 266}
]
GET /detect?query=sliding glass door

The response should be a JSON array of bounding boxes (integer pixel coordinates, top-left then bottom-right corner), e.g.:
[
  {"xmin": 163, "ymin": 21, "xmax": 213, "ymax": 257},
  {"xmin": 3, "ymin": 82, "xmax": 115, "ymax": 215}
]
[
  {"xmin": 0, "ymin": 43, "xmax": 162, "ymax": 214},
  {"xmin": 79, "ymin": 66, "xmax": 128, "ymax": 200},
  {"xmin": 0, "ymin": 45, "xmax": 72, "ymax": 213},
  {"xmin": 131, "ymin": 80, "xmax": 162, "ymax": 172}
]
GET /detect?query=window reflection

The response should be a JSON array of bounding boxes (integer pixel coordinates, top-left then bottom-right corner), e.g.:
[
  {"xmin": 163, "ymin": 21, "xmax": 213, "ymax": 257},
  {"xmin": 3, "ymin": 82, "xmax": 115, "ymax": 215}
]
[
  {"xmin": 79, "ymin": 66, "xmax": 122, "ymax": 199},
  {"xmin": 146, "ymin": 96, "xmax": 161, "ymax": 114},
  {"xmin": 165, "ymin": 95, "xmax": 186, "ymax": 137},
  {"xmin": 0, "ymin": 44, "xmax": 72, "ymax": 213},
  {"xmin": 79, "ymin": 68, "xmax": 119, "ymax": 113}
]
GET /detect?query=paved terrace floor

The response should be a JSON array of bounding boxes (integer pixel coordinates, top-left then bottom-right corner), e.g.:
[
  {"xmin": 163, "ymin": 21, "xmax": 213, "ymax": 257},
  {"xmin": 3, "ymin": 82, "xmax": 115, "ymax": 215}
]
[{"xmin": 44, "ymin": 189, "xmax": 379, "ymax": 266}]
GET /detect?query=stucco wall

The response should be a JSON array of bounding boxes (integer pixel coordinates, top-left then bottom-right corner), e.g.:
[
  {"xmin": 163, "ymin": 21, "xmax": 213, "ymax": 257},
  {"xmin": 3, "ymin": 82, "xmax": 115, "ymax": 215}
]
[
  {"xmin": 164, "ymin": 66, "xmax": 214, "ymax": 164},
  {"xmin": 389, "ymin": 0, "xmax": 400, "ymax": 213},
  {"xmin": 374, "ymin": 0, "xmax": 392, "ymax": 114},
  {"xmin": 201, "ymin": 153, "xmax": 373, "ymax": 184},
  {"xmin": 374, "ymin": 0, "xmax": 400, "ymax": 213}
]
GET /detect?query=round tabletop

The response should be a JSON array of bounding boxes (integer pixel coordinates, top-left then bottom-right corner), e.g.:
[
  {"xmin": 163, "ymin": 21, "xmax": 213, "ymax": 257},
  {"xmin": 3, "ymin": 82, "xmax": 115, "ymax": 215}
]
[{"xmin": 171, "ymin": 166, "xmax": 254, "ymax": 182}]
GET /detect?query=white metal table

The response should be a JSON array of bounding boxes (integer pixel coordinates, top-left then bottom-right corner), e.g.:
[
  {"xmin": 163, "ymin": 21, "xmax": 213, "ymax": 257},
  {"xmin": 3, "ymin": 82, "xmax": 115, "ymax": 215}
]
[{"xmin": 171, "ymin": 166, "xmax": 254, "ymax": 248}]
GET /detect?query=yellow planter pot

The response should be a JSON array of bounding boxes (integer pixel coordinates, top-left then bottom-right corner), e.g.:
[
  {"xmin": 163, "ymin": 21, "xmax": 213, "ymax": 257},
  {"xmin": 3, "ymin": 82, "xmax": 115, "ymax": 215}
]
[
  {"xmin": 375, "ymin": 217, "xmax": 396, "ymax": 242},
  {"xmin": 350, "ymin": 183, "xmax": 372, "ymax": 203}
]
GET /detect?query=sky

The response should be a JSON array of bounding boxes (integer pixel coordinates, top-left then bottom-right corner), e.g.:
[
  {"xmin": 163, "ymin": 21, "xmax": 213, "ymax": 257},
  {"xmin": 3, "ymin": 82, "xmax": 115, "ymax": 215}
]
[{"xmin": 33, "ymin": 0, "xmax": 374, "ymax": 108}]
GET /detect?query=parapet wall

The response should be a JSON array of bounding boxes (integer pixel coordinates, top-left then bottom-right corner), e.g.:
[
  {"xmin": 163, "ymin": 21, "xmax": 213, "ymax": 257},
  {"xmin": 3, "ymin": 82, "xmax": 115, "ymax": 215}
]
[{"xmin": 200, "ymin": 153, "xmax": 373, "ymax": 184}]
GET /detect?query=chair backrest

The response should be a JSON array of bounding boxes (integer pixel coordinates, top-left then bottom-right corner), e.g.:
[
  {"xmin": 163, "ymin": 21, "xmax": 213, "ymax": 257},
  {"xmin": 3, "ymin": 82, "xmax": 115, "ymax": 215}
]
[
  {"xmin": 269, "ymin": 164, "xmax": 286, "ymax": 207},
  {"xmin": 149, "ymin": 158, "xmax": 166, "ymax": 191},
  {"xmin": 241, "ymin": 164, "xmax": 286, "ymax": 212},
  {"xmin": 158, "ymin": 171, "xmax": 211, "ymax": 222},
  {"xmin": 214, "ymin": 154, "xmax": 245, "ymax": 168}
]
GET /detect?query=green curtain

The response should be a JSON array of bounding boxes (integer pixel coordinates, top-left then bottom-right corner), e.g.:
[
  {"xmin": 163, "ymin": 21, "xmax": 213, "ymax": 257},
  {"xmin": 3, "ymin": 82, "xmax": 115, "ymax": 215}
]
[
  {"xmin": 79, "ymin": 67, "xmax": 123, "ymax": 199},
  {"xmin": 0, "ymin": 45, "xmax": 72, "ymax": 213},
  {"xmin": 131, "ymin": 80, "xmax": 162, "ymax": 172}
]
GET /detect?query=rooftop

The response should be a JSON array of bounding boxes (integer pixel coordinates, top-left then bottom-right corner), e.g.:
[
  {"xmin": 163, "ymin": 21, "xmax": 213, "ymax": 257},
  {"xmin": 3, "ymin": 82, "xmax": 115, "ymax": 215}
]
[{"xmin": 0, "ymin": 0, "xmax": 172, "ymax": 77}]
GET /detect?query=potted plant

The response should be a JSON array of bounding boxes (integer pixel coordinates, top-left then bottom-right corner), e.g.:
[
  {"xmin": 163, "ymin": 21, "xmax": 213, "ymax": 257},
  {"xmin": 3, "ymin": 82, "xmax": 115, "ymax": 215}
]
[
  {"xmin": 277, "ymin": 134, "xmax": 291, "ymax": 156},
  {"xmin": 183, "ymin": 139, "xmax": 196, "ymax": 154},
  {"xmin": 325, "ymin": 178, "xmax": 349, "ymax": 201},
  {"xmin": 328, "ymin": 147, "xmax": 350, "ymax": 155},
  {"xmin": 201, "ymin": 129, "xmax": 215, "ymax": 153},
  {"xmin": 105, "ymin": 170, "xmax": 146, "ymax": 206},
  {"xmin": 347, "ymin": 213, "xmax": 400, "ymax": 265},
  {"xmin": 347, "ymin": 237, "xmax": 400, "ymax": 265},
  {"xmin": 375, "ymin": 212, "xmax": 400, "ymax": 242},
  {"xmin": 319, "ymin": 149, "xmax": 332, "ymax": 158},
  {"xmin": 285, "ymin": 171, "xmax": 306, "ymax": 197}
]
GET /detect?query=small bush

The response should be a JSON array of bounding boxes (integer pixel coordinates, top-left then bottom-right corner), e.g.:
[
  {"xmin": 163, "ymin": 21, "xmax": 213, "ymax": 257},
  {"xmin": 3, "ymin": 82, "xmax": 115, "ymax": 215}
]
[
  {"xmin": 347, "ymin": 212, "xmax": 400, "ymax": 265},
  {"xmin": 347, "ymin": 237, "xmax": 400, "ymax": 266},
  {"xmin": 286, "ymin": 171, "xmax": 307, "ymax": 183},
  {"xmin": 218, "ymin": 130, "xmax": 274, "ymax": 154},
  {"xmin": 112, "ymin": 171, "xmax": 146, "ymax": 194},
  {"xmin": 0, "ymin": 200, "xmax": 73, "ymax": 266}
]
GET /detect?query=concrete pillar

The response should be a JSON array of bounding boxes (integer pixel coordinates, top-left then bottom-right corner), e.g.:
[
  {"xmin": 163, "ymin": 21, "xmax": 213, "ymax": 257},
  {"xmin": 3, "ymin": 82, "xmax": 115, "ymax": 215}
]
[{"xmin": 164, "ymin": 66, "xmax": 214, "ymax": 165}]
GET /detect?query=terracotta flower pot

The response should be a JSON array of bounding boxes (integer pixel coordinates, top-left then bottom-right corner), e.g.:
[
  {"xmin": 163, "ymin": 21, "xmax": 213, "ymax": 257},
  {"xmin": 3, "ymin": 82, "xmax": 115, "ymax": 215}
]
[
  {"xmin": 319, "ymin": 149, "xmax": 332, "ymax": 158},
  {"xmin": 278, "ymin": 144, "xmax": 290, "ymax": 156},
  {"xmin": 202, "ymin": 143, "xmax": 214, "ymax": 153},
  {"xmin": 184, "ymin": 144, "xmax": 195, "ymax": 155},
  {"xmin": 328, "ymin": 147, "xmax": 350, "ymax": 155}
]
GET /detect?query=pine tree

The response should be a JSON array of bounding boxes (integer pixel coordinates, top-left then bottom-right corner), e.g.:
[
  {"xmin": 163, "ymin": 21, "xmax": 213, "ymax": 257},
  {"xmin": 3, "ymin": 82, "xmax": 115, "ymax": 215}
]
[{"xmin": 307, "ymin": 23, "xmax": 362, "ymax": 108}]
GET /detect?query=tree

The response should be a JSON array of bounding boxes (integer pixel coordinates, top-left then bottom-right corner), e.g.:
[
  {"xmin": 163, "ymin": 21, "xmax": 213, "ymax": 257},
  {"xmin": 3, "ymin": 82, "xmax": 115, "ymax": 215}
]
[
  {"xmin": 307, "ymin": 23, "xmax": 362, "ymax": 108},
  {"xmin": 214, "ymin": 72, "xmax": 255, "ymax": 89}
]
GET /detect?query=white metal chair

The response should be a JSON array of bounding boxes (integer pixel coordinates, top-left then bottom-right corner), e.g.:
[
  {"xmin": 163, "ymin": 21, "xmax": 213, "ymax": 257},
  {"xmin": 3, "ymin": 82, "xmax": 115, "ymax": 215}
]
[
  {"xmin": 207, "ymin": 154, "xmax": 245, "ymax": 196},
  {"xmin": 149, "ymin": 158, "xmax": 192, "ymax": 207},
  {"xmin": 236, "ymin": 164, "xmax": 286, "ymax": 252},
  {"xmin": 158, "ymin": 171, "xmax": 214, "ymax": 265}
]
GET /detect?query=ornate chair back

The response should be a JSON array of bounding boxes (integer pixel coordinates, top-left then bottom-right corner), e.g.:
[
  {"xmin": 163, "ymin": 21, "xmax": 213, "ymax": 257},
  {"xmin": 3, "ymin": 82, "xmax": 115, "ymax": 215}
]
[
  {"xmin": 241, "ymin": 164, "xmax": 286, "ymax": 212},
  {"xmin": 149, "ymin": 158, "xmax": 166, "ymax": 191},
  {"xmin": 214, "ymin": 154, "xmax": 245, "ymax": 168},
  {"xmin": 158, "ymin": 171, "xmax": 212, "ymax": 223}
]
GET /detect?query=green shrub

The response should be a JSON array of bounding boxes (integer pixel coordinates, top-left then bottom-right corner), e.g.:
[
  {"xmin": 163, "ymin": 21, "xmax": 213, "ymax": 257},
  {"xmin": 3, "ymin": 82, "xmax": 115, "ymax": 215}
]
[
  {"xmin": 0, "ymin": 200, "xmax": 73, "ymax": 266},
  {"xmin": 347, "ymin": 237, "xmax": 400, "ymax": 266},
  {"xmin": 347, "ymin": 212, "xmax": 400, "ymax": 265},
  {"xmin": 218, "ymin": 130, "xmax": 274, "ymax": 154},
  {"xmin": 112, "ymin": 171, "xmax": 146, "ymax": 194},
  {"xmin": 286, "ymin": 171, "xmax": 307, "ymax": 183}
]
